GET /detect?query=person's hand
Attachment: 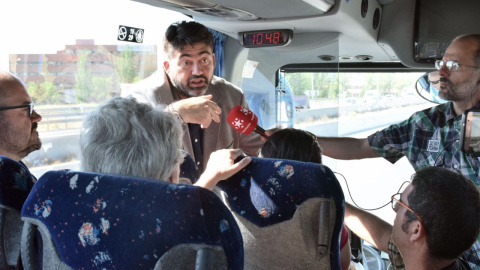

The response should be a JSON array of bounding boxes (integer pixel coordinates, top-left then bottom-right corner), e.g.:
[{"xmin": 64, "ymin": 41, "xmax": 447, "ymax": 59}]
[
  {"xmin": 195, "ymin": 149, "xmax": 252, "ymax": 190},
  {"xmin": 171, "ymin": 95, "xmax": 221, "ymax": 128}
]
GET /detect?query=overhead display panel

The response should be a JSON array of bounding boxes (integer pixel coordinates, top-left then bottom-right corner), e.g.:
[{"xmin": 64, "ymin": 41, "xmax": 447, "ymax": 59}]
[
  {"xmin": 415, "ymin": 0, "xmax": 480, "ymax": 63},
  {"xmin": 238, "ymin": 30, "xmax": 293, "ymax": 48}
]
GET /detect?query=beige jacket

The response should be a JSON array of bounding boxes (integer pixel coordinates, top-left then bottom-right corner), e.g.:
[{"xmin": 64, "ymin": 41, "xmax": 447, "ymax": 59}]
[{"xmin": 130, "ymin": 71, "xmax": 264, "ymax": 172}]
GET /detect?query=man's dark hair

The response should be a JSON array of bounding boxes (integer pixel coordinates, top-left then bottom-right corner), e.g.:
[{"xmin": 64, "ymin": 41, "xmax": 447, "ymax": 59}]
[
  {"xmin": 260, "ymin": 128, "xmax": 322, "ymax": 164},
  {"xmin": 163, "ymin": 21, "xmax": 214, "ymax": 58},
  {"xmin": 404, "ymin": 167, "xmax": 480, "ymax": 260}
]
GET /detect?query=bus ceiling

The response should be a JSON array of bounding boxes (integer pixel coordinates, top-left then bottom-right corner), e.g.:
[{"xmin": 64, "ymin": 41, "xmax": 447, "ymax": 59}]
[{"xmin": 134, "ymin": 0, "xmax": 480, "ymax": 69}]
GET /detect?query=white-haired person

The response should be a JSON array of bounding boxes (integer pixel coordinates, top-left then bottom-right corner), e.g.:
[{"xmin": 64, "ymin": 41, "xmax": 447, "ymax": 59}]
[{"xmin": 80, "ymin": 96, "xmax": 251, "ymax": 190}]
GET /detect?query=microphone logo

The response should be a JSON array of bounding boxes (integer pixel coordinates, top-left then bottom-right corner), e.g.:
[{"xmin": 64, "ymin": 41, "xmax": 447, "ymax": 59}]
[
  {"xmin": 231, "ymin": 118, "xmax": 245, "ymax": 129},
  {"xmin": 239, "ymin": 106, "xmax": 250, "ymax": 115},
  {"xmin": 231, "ymin": 118, "xmax": 252, "ymax": 134}
]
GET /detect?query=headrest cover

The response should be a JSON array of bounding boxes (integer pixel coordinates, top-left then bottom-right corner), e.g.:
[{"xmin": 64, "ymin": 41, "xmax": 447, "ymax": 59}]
[
  {"xmin": 217, "ymin": 157, "xmax": 344, "ymax": 227},
  {"xmin": 22, "ymin": 170, "xmax": 243, "ymax": 269}
]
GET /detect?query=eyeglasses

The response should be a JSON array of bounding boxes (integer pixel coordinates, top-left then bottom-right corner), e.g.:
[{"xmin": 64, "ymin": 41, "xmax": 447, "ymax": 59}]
[
  {"xmin": 0, "ymin": 103, "xmax": 35, "ymax": 117},
  {"xmin": 435, "ymin": 60, "xmax": 480, "ymax": 72},
  {"xmin": 391, "ymin": 193, "xmax": 423, "ymax": 224}
]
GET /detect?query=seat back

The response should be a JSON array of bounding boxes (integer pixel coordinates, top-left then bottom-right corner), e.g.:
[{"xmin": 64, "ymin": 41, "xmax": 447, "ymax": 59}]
[
  {"xmin": 0, "ymin": 155, "xmax": 36, "ymax": 269},
  {"xmin": 21, "ymin": 170, "xmax": 243, "ymax": 270},
  {"xmin": 217, "ymin": 157, "xmax": 344, "ymax": 270}
]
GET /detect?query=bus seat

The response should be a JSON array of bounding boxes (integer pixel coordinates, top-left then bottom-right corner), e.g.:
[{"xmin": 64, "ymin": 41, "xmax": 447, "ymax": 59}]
[
  {"xmin": 20, "ymin": 170, "xmax": 244, "ymax": 270},
  {"xmin": 180, "ymin": 150, "xmax": 200, "ymax": 184},
  {"xmin": 217, "ymin": 157, "xmax": 345, "ymax": 270},
  {"xmin": 0, "ymin": 156, "xmax": 36, "ymax": 269}
]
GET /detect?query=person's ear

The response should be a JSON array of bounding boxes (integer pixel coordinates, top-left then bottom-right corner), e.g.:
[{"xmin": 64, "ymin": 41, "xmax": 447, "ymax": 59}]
[
  {"xmin": 409, "ymin": 220, "xmax": 425, "ymax": 242},
  {"xmin": 212, "ymin": 53, "xmax": 216, "ymax": 69},
  {"xmin": 164, "ymin": 60, "xmax": 170, "ymax": 73},
  {"xmin": 168, "ymin": 172, "xmax": 179, "ymax": 184},
  {"xmin": 168, "ymin": 164, "xmax": 180, "ymax": 184}
]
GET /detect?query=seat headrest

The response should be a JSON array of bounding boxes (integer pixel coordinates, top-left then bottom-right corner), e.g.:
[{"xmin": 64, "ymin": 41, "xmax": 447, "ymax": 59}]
[
  {"xmin": 217, "ymin": 157, "xmax": 344, "ymax": 227},
  {"xmin": 0, "ymin": 156, "xmax": 36, "ymax": 212},
  {"xmin": 21, "ymin": 170, "xmax": 243, "ymax": 269}
]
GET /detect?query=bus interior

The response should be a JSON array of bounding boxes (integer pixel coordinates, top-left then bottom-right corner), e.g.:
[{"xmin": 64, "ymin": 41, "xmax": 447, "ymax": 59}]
[{"xmin": 2, "ymin": 0, "xmax": 480, "ymax": 269}]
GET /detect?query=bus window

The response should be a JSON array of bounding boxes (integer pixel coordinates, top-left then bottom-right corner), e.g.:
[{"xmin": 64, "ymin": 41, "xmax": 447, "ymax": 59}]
[
  {"xmin": 279, "ymin": 70, "xmax": 431, "ymax": 221},
  {"xmin": 1, "ymin": 0, "xmax": 190, "ymax": 178}
]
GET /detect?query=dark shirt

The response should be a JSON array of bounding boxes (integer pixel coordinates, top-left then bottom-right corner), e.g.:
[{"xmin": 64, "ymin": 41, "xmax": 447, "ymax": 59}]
[
  {"xmin": 443, "ymin": 259, "xmax": 472, "ymax": 270},
  {"xmin": 188, "ymin": 123, "xmax": 204, "ymax": 175}
]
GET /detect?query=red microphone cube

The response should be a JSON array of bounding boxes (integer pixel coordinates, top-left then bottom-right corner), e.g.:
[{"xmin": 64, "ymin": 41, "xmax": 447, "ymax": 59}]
[{"xmin": 227, "ymin": 105, "xmax": 258, "ymax": 135}]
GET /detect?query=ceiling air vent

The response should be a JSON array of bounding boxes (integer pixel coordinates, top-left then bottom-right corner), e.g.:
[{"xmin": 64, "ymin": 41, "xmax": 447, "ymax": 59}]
[
  {"xmin": 361, "ymin": 0, "xmax": 368, "ymax": 18},
  {"xmin": 187, "ymin": 5, "xmax": 258, "ymax": 20},
  {"xmin": 355, "ymin": 55, "xmax": 373, "ymax": 61},
  {"xmin": 373, "ymin": 8, "xmax": 380, "ymax": 29},
  {"xmin": 301, "ymin": 0, "xmax": 335, "ymax": 13},
  {"xmin": 155, "ymin": 0, "xmax": 258, "ymax": 20}
]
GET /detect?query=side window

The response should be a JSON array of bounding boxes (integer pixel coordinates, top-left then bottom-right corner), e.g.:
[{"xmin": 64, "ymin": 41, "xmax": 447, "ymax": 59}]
[
  {"xmin": 1, "ymin": 0, "xmax": 191, "ymax": 178},
  {"xmin": 277, "ymin": 71, "xmax": 431, "ymax": 222}
]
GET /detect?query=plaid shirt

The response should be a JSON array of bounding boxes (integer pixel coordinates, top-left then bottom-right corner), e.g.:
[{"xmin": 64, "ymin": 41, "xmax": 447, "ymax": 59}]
[
  {"xmin": 368, "ymin": 102, "xmax": 480, "ymax": 186},
  {"xmin": 368, "ymin": 102, "xmax": 480, "ymax": 269}
]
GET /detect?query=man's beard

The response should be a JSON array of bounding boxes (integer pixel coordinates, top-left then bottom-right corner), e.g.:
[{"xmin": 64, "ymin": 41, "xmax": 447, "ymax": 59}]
[
  {"xmin": 20, "ymin": 123, "xmax": 42, "ymax": 158},
  {"xmin": 0, "ymin": 121, "xmax": 42, "ymax": 159},
  {"xmin": 439, "ymin": 76, "xmax": 478, "ymax": 101},
  {"xmin": 172, "ymin": 75, "xmax": 210, "ymax": 98}
]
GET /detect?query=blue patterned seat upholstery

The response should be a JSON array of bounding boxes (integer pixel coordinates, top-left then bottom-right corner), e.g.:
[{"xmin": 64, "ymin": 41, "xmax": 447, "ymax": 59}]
[
  {"xmin": 217, "ymin": 157, "xmax": 345, "ymax": 270},
  {"xmin": 21, "ymin": 170, "xmax": 244, "ymax": 270},
  {"xmin": 0, "ymin": 155, "xmax": 36, "ymax": 269}
]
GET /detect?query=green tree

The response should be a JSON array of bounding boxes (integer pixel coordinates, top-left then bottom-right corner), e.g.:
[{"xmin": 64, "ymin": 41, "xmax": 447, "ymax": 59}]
[
  {"xmin": 27, "ymin": 82, "xmax": 41, "ymax": 103},
  {"xmin": 377, "ymin": 73, "xmax": 394, "ymax": 95},
  {"xmin": 91, "ymin": 76, "xmax": 114, "ymax": 102},
  {"xmin": 117, "ymin": 46, "xmax": 137, "ymax": 83},
  {"xmin": 28, "ymin": 81, "xmax": 60, "ymax": 104},
  {"xmin": 76, "ymin": 51, "xmax": 93, "ymax": 103},
  {"xmin": 285, "ymin": 73, "xmax": 311, "ymax": 95},
  {"xmin": 40, "ymin": 81, "xmax": 60, "ymax": 104},
  {"xmin": 339, "ymin": 74, "xmax": 351, "ymax": 97}
]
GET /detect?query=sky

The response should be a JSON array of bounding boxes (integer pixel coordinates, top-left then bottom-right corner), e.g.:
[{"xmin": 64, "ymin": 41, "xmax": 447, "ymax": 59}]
[{"xmin": 0, "ymin": 0, "xmax": 190, "ymax": 70}]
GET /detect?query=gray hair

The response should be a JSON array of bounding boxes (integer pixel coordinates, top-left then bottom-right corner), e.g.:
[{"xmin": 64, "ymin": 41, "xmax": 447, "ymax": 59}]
[{"xmin": 80, "ymin": 96, "xmax": 183, "ymax": 181}]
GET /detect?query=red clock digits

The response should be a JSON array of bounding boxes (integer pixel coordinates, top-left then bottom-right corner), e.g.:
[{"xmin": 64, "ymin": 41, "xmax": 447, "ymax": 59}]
[
  {"xmin": 273, "ymin": 32, "xmax": 281, "ymax": 43},
  {"xmin": 256, "ymin": 33, "xmax": 263, "ymax": 44},
  {"xmin": 266, "ymin": 33, "xmax": 272, "ymax": 44}
]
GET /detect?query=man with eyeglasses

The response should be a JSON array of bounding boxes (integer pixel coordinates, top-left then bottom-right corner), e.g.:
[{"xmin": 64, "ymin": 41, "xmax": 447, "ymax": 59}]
[
  {"xmin": 345, "ymin": 167, "xmax": 480, "ymax": 270},
  {"xmin": 0, "ymin": 71, "xmax": 42, "ymax": 163},
  {"xmin": 427, "ymin": 71, "xmax": 447, "ymax": 104},
  {"xmin": 316, "ymin": 34, "xmax": 480, "ymax": 268}
]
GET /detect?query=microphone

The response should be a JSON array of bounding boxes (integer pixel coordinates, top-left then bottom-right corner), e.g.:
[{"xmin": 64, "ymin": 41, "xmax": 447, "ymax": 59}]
[{"xmin": 227, "ymin": 105, "xmax": 269, "ymax": 139}]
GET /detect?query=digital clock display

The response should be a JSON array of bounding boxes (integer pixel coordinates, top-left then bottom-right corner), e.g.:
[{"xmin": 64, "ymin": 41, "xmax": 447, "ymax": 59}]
[{"xmin": 239, "ymin": 29, "xmax": 293, "ymax": 48}]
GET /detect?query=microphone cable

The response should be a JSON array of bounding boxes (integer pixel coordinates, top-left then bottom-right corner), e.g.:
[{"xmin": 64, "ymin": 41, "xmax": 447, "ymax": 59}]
[{"xmin": 334, "ymin": 171, "xmax": 411, "ymax": 211}]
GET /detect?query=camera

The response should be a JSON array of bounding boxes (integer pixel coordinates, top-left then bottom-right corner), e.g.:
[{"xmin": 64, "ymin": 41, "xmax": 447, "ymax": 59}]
[{"xmin": 460, "ymin": 110, "xmax": 480, "ymax": 157}]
